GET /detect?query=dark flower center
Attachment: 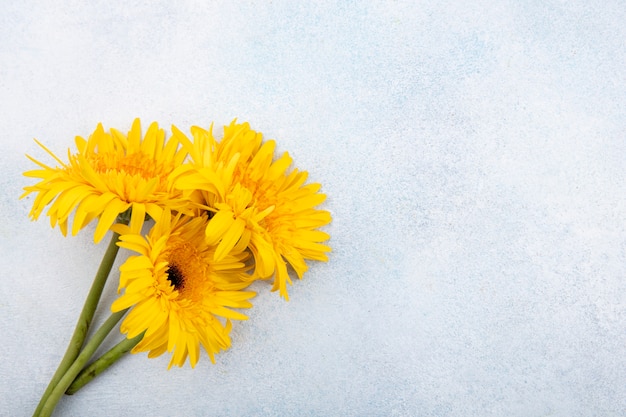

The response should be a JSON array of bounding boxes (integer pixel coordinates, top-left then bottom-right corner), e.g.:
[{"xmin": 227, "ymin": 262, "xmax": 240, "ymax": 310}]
[{"xmin": 166, "ymin": 264, "xmax": 185, "ymax": 290}]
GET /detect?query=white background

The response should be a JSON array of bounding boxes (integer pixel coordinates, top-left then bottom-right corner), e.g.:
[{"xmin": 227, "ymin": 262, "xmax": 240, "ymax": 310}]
[{"xmin": 1, "ymin": 1, "xmax": 625, "ymax": 416}]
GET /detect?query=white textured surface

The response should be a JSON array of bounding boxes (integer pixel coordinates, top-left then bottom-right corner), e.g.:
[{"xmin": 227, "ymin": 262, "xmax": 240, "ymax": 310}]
[{"xmin": 1, "ymin": 1, "xmax": 625, "ymax": 416}]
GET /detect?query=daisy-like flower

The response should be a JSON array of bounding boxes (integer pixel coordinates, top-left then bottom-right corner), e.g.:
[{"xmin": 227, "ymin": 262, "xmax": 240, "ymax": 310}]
[
  {"xmin": 172, "ymin": 120, "xmax": 331, "ymax": 299},
  {"xmin": 111, "ymin": 211, "xmax": 255, "ymax": 368},
  {"xmin": 22, "ymin": 119, "xmax": 189, "ymax": 242}
]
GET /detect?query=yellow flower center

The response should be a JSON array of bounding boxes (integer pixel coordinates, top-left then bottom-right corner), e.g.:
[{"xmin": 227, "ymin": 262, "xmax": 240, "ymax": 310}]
[
  {"xmin": 92, "ymin": 151, "xmax": 170, "ymax": 180},
  {"xmin": 165, "ymin": 240, "xmax": 212, "ymax": 302},
  {"xmin": 69, "ymin": 150, "xmax": 177, "ymax": 203},
  {"xmin": 233, "ymin": 169, "xmax": 279, "ymax": 213}
]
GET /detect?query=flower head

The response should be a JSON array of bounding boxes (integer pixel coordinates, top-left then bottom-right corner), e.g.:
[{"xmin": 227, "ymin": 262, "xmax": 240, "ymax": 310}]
[
  {"xmin": 22, "ymin": 119, "xmax": 189, "ymax": 242},
  {"xmin": 111, "ymin": 211, "xmax": 254, "ymax": 368},
  {"xmin": 173, "ymin": 120, "xmax": 331, "ymax": 299}
]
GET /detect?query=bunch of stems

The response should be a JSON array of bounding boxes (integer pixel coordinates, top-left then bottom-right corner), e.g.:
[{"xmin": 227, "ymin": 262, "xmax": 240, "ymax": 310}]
[{"xmin": 33, "ymin": 230, "xmax": 143, "ymax": 417}]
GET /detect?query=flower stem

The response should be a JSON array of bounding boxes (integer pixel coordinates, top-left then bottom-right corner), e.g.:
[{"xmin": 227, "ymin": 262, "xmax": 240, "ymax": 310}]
[
  {"xmin": 65, "ymin": 331, "xmax": 144, "ymax": 395},
  {"xmin": 38, "ymin": 309, "xmax": 129, "ymax": 417},
  {"xmin": 33, "ymin": 232, "xmax": 122, "ymax": 417}
]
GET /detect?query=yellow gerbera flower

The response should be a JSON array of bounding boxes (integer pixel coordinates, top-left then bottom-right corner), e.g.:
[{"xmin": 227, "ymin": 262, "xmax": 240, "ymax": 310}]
[
  {"xmin": 172, "ymin": 120, "xmax": 331, "ymax": 299},
  {"xmin": 22, "ymin": 119, "xmax": 189, "ymax": 242},
  {"xmin": 111, "ymin": 212, "xmax": 255, "ymax": 368}
]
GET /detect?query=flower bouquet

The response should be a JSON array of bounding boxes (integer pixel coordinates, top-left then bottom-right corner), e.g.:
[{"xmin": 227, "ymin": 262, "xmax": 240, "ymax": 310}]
[{"xmin": 22, "ymin": 119, "xmax": 331, "ymax": 416}]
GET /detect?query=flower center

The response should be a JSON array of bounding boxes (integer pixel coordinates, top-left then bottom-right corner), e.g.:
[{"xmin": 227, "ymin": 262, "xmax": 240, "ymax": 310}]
[
  {"xmin": 166, "ymin": 264, "xmax": 185, "ymax": 290},
  {"xmin": 233, "ymin": 170, "xmax": 279, "ymax": 213},
  {"xmin": 70, "ymin": 149, "xmax": 177, "ymax": 203},
  {"xmin": 165, "ymin": 240, "xmax": 211, "ymax": 300},
  {"xmin": 91, "ymin": 151, "xmax": 167, "ymax": 180}
]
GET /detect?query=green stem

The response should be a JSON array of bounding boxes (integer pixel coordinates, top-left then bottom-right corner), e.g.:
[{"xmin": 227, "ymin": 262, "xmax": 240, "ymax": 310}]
[
  {"xmin": 38, "ymin": 309, "xmax": 129, "ymax": 417},
  {"xmin": 66, "ymin": 331, "xmax": 144, "ymax": 395},
  {"xmin": 33, "ymin": 231, "xmax": 122, "ymax": 417}
]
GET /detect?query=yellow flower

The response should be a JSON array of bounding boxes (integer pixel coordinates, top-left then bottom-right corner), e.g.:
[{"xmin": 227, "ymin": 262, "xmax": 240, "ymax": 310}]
[
  {"xmin": 21, "ymin": 119, "xmax": 189, "ymax": 242},
  {"xmin": 172, "ymin": 120, "xmax": 331, "ymax": 299},
  {"xmin": 111, "ymin": 212, "xmax": 255, "ymax": 368}
]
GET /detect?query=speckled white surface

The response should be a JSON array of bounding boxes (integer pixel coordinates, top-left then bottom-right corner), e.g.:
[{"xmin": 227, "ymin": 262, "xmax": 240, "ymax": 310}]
[{"xmin": 1, "ymin": 1, "xmax": 625, "ymax": 416}]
